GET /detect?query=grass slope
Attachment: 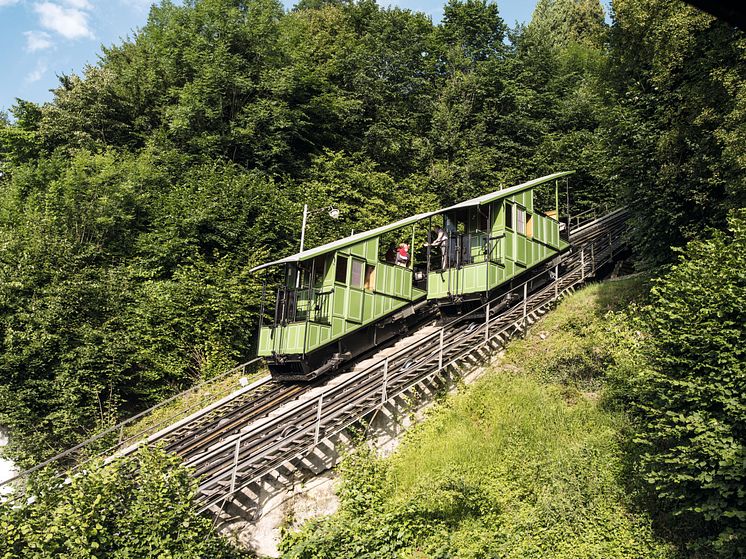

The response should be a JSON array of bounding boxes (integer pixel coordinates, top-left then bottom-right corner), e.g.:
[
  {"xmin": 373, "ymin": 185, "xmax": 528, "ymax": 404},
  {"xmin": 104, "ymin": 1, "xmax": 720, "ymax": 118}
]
[{"xmin": 281, "ymin": 279, "xmax": 678, "ymax": 558}]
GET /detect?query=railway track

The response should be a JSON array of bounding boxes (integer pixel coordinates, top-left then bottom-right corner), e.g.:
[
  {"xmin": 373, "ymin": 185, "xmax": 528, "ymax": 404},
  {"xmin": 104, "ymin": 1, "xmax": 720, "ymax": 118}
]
[
  {"xmin": 176, "ymin": 208, "xmax": 629, "ymax": 512},
  {"xmin": 1, "ymin": 208, "xmax": 627, "ymax": 509}
]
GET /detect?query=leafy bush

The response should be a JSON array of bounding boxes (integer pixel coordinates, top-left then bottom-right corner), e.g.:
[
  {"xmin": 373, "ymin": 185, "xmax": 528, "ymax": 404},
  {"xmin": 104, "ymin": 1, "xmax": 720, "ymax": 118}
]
[
  {"xmin": 608, "ymin": 211, "xmax": 746, "ymax": 557},
  {"xmin": 0, "ymin": 447, "xmax": 250, "ymax": 559},
  {"xmin": 281, "ymin": 366, "xmax": 674, "ymax": 558}
]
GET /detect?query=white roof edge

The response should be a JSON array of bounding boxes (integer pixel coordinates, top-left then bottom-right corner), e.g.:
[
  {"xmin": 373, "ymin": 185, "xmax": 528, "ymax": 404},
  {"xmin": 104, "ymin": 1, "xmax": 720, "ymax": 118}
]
[{"xmin": 250, "ymin": 171, "xmax": 575, "ymax": 273}]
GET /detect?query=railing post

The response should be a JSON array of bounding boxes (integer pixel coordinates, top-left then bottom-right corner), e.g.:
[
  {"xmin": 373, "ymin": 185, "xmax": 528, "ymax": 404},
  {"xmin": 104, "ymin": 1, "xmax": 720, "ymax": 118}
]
[
  {"xmin": 229, "ymin": 437, "xmax": 241, "ymax": 494},
  {"xmin": 438, "ymin": 329, "xmax": 444, "ymax": 370},
  {"xmin": 591, "ymin": 242, "xmax": 595, "ymax": 275},
  {"xmin": 554, "ymin": 264, "xmax": 559, "ymax": 301},
  {"xmin": 581, "ymin": 248, "xmax": 586, "ymax": 281},
  {"xmin": 608, "ymin": 232, "xmax": 613, "ymax": 259},
  {"xmin": 381, "ymin": 358, "xmax": 389, "ymax": 405},
  {"xmin": 523, "ymin": 283, "xmax": 528, "ymax": 334},
  {"xmin": 484, "ymin": 301, "xmax": 490, "ymax": 343},
  {"xmin": 314, "ymin": 395, "xmax": 323, "ymax": 446}
]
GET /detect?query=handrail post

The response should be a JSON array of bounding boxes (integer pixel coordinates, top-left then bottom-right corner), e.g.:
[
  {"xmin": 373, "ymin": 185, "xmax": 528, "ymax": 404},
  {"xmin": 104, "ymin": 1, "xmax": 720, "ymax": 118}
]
[
  {"xmin": 591, "ymin": 242, "xmax": 595, "ymax": 275},
  {"xmin": 554, "ymin": 264, "xmax": 559, "ymax": 301},
  {"xmin": 314, "ymin": 395, "xmax": 323, "ymax": 446},
  {"xmin": 523, "ymin": 283, "xmax": 528, "ymax": 334},
  {"xmin": 381, "ymin": 358, "xmax": 389, "ymax": 405},
  {"xmin": 438, "ymin": 329, "xmax": 444, "ymax": 370},
  {"xmin": 484, "ymin": 301, "xmax": 490, "ymax": 343},
  {"xmin": 229, "ymin": 437, "xmax": 241, "ymax": 494},
  {"xmin": 581, "ymin": 248, "xmax": 585, "ymax": 281}
]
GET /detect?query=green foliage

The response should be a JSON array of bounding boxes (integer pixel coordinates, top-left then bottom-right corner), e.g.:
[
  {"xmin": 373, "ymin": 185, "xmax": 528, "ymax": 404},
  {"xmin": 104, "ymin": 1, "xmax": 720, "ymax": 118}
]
[
  {"xmin": 607, "ymin": 211, "xmax": 746, "ymax": 557},
  {"xmin": 280, "ymin": 280, "xmax": 676, "ymax": 558},
  {"xmin": 282, "ymin": 374, "xmax": 674, "ymax": 559},
  {"xmin": 505, "ymin": 277, "xmax": 647, "ymax": 390},
  {"xmin": 0, "ymin": 1, "xmax": 743, "ymax": 553},
  {"xmin": 0, "ymin": 149, "xmax": 286, "ymax": 466},
  {"xmin": 0, "ymin": 446, "xmax": 249, "ymax": 558},
  {"xmin": 607, "ymin": 0, "xmax": 746, "ymax": 267}
]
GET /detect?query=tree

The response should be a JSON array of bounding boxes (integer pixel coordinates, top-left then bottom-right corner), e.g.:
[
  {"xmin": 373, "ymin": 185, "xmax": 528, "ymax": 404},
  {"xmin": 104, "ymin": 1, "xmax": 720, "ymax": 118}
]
[{"xmin": 607, "ymin": 0, "xmax": 746, "ymax": 267}]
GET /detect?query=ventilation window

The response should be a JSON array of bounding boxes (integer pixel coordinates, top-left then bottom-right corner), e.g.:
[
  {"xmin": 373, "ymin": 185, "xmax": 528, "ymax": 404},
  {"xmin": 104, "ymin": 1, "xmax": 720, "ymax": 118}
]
[
  {"xmin": 516, "ymin": 207, "xmax": 526, "ymax": 235},
  {"xmin": 335, "ymin": 255, "xmax": 348, "ymax": 284},
  {"xmin": 350, "ymin": 259, "xmax": 364, "ymax": 288},
  {"xmin": 505, "ymin": 203, "xmax": 513, "ymax": 229}
]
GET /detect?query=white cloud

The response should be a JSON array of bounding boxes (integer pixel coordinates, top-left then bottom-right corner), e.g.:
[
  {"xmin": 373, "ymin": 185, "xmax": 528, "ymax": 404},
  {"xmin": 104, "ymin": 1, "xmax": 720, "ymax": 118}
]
[
  {"xmin": 24, "ymin": 30, "xmax": 54, "ymax": 52},
  {"xmin": 25, "ymin": 59, "xmax": 49, "ymax": 83},
  {"xmin": 0, "ymin": 0, "xmax": 20, "ymax": 7},
  {"xmin": 62, "ymin": 0, "xmax": 92, "ymax": 9},
  {"xmin": 33, "ymin": 1, "xmax": 94, "ymax": 40}
]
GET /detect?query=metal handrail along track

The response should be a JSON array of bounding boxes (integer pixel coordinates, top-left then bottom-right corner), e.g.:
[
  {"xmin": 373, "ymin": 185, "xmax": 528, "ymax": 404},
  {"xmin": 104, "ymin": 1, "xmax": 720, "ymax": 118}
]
[
  {"xmin": 191, "ymin": 209, "xmax": 628, "ymax": 512},
  {"xmin": 2, "ymin": 208, "xmax": 627, "ymax": 509}
]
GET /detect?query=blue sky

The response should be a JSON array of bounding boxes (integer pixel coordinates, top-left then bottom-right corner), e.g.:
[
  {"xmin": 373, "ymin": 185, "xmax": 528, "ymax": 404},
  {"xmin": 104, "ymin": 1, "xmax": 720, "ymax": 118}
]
[{"xmin": 0, "ymin": 0, "xmax": 540, "ymax": 115}]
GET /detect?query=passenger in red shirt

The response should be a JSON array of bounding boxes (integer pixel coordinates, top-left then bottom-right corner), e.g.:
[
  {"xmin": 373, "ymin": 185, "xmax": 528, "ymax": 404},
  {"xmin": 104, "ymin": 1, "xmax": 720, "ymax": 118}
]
[{"xmin": 395, "ymin": 243, "xmax": 410, "ymax": 267}]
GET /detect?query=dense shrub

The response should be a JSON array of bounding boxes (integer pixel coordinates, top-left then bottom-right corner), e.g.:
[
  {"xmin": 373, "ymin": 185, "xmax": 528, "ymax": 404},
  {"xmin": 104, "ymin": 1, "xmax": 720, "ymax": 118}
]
[
  {"xmin": 0, "ymin": 446, "xmax": 249, "ymax": 558},
  {"xmin": 609, "ymin": 211, "xmax": 746, "ymax": 557},
  {"xmin": 281, "ymin": 364, "xmax": 674, "ymax": 558}
]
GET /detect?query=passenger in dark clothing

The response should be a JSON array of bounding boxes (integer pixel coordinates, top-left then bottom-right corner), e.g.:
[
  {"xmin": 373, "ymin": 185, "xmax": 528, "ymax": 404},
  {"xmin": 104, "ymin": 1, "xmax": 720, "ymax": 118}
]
[
  {"xmin": 424, "ymin": 226, "xmax": 448, "ymax": 268},
  {"xmin": 385, "ymin": 243, "xmax": 397, "ymax": 264}
]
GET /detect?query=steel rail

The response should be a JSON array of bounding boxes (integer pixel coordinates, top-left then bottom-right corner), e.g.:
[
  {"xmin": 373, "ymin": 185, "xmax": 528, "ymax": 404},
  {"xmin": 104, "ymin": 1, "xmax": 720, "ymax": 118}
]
[
  {"xmin": 190, "ymin": 210, "xmax": 628, "ymax": 511},
  {"xmin": 2, "ymin": 208, "xmax": 628, "ymax": 507}
]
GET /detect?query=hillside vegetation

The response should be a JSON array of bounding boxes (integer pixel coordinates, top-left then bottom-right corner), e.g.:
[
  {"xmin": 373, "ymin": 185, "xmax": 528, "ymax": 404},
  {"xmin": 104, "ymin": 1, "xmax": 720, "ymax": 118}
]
[
  {"xmin": 0, "ymin": 0, "xmax": 744, "ymax": 469},
  {"xmin": 0, "ymin": 0, "xmax": 743, "ymax": 556},
  {"xmin": 281, "ymin": 211, "xmax": 746, "ymax": 558},
  {"xmin": 280, "ymin": 279, "xmax": 671, "ymax": 559}
]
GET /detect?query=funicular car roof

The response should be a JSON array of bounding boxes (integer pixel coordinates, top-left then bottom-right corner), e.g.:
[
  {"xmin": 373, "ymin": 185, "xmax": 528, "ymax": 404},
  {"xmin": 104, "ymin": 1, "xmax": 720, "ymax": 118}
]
[{"xmin": 249, "ymin": 171, "xmax": 574, "ymax": 273}]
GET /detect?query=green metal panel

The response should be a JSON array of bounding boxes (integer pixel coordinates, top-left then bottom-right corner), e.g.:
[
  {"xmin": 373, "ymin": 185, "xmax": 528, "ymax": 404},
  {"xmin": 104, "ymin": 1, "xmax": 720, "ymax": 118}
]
[
  {"xmin": 258, "ymin": 326, "xmax": 272, "ymax": 356},
  {"xmin": 495, "ymin": 202, "xmax": 504, "ymax": 232},
  {"xmin": 307, "ymin": 323, "xmax": 333, "ymax": 352},
  {"xmin": 279, "ymin": 323, "xmax": 305, "ymax": 354},
  {"xmin": 322, "ymin": 255, "xmax": 335, "ymax": 287},
  {"xmin": 396, "ymin": 267, "xmax": 413, "ymax": 299},
  {"xmin": 347, "ymin": 288, "xmax": 364, "ymax": 323},
  {"xmin": 374, "ymin": 292, "xmax": 384, "ymax": 316},
  {"xmin": 470, "ymin": 234, "xmax": 486, "ymax": 262},
  {"xmin": 350, "ymin": 241, "xmax": 366, "ymax": 259},
  {"xmin": 365, "ymin": 238, "xmax": 378, "ymax": 262},
  {"xmin": 504, "ymin": 231, "xmax": 514, "ymax": 260},
  {"xmin": 363, "ymin": 291, "xmax": 374, "ymax": 323},
  {"xmin": 463, "ymin": 263, "xmax": 487, "ymax": 292},
  {"xmin": 332, "ymin": 317, "xmax": 345, "ymax": 338},
  {"xmin": 516, "ymin": 235, "xmax": 526, "ymax": 264},
  {"xmin": 427, "ymin": 269, "xmax": 451, "ymax": 299},
  {"xmin": 333, "ymin": 285, "xmax": 346, "ymax": 317}
]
